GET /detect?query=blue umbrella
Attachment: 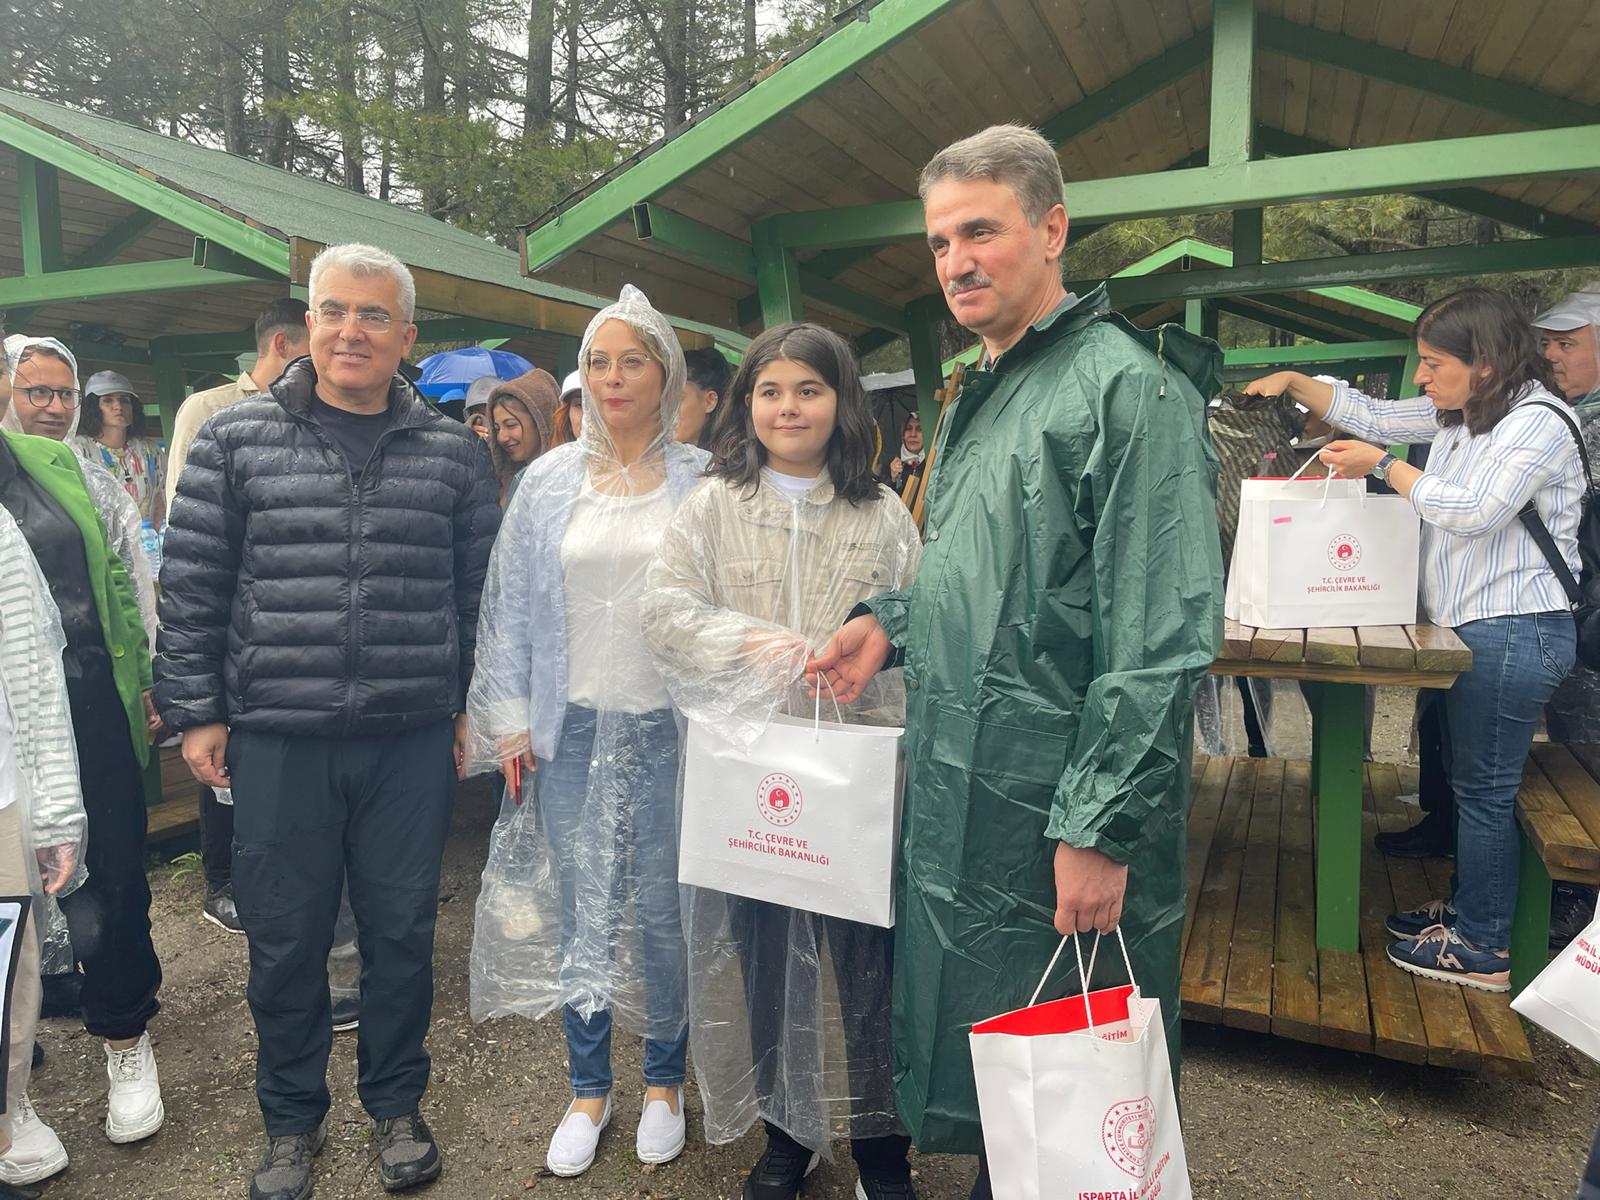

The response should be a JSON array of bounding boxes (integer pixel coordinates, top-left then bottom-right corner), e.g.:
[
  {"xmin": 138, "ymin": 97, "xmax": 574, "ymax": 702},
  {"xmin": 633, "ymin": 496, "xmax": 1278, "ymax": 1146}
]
[{"xmin": 413, "ymin": 347, "xmax": 535, "ymax": 398}]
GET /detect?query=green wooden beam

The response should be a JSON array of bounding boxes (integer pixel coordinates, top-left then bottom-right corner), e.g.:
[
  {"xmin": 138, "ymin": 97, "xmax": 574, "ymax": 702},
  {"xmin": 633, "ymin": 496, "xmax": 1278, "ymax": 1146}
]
[
  {"xmin": 1211, "ymin": 298, "xmax": 1360, "ymax": 344},
  {"xmin": 557, "ymin": 335, "xmax": 581, "ymax": 377},
  {"xmin": 632, "ymin": 203, "xmax": 754, "ymax": 277},
  {"xmin": 0, "ymin": 111, "xmax": 290, "ymax": 275},
  {"xmin": 72, "ymin": 339, "xmax": 152, "ymax": 365},
  {"xmin": 151, "ymin": 355, "xmax": 185, "ymax": 441},
  {"xmin": 16, "ymin": 153, "xmax": 64, "ymax": 275},
  {"xmin": 752, "ymin": 223, "xmax": 803, "ymax": 327},
  {"xmin": 1228, "ymin": 292, "xmax": 1403, "ymax": 341},
  {"xmin": 0, "ymin": 257, "xmax": 270, "ymax": 308},
  {"xmin": 853, "ymin": 328, "xmax": 901, "ymax": 358},
  {"xmin": 192, "ymin": 237, "xmax": 285, "ymax": 281},
  {"xmin": 1081, "ymin": 235, "xmax": 1600, "ymax": 305},
  {"xmin": 1224, "ymin": 338, "xmax": 1413, "ymax": 367},
  {"xmin": 1256, "ymin": 14, "xmax": 1600, "ymax": 131},
  {"xmin": 764, "ymin": 122, "xmax": 1600, "ymax": 249},
  {"xmin": 521, "ymin": 0, "xmax": 966, "ymax": 272},
  {"xmin": 1209, "ymin": 0, "xmax": 1256, "ymax": 166},
  {"xmin": 6, "ymin": 209, "xmax": 166, "ymax": 327},
  {"xmin": 1184, "ymin": 298, "xmax": 1204, "ymax": 335},
  {"xmin": 149, "ymin": 327, "xmax": 256, "ymax": 356},
  {"xmin": 1043, "ymin": 29, "xmax": 1210, "ymax": 145},
  {"xmin": 1233, "ymin": 208, "xmax": 1263, "ymax": 266}
]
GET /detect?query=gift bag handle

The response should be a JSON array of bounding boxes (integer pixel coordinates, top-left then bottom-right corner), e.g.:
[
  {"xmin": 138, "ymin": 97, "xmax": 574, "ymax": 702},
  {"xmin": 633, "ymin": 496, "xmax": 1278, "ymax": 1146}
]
[
  {"xmin": 1282, "ymin": 448, "xmax": 1364, "ymax": 509},
  {"xmin": 810, "ymin": 669, "xmax": 845, "ymax": 739},
  {"xmin": 1028, "ymin": 929, "xmax": 1138, "ymax": 1036}
]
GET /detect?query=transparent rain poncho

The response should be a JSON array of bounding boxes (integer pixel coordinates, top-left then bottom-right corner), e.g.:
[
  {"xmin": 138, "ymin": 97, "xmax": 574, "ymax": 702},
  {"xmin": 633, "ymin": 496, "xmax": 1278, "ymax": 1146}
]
[
  {"xmin": 464, "ymin": 286, "xmax": 707, "ymax": 1040},
  {"xmin": 638, "ymin": 459, "xmax": 922, "ymax": 1152},
  {"xmin": 1539, "ymin": 285, "xmax": 1600, "ymax": 742}
]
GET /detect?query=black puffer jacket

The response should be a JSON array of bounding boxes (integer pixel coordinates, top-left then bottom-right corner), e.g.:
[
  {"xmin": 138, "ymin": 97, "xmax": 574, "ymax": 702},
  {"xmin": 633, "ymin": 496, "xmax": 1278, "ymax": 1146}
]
[{"xmin": 154, "ymin": 359, "xmax": 500, "ymax": 736}]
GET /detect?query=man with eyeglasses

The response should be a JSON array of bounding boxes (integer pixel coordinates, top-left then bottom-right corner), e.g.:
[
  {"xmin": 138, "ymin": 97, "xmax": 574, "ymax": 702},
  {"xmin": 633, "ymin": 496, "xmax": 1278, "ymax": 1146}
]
[{"xmin": 155, "ymin": 243, "xmax": 500, "ymax": 1200}]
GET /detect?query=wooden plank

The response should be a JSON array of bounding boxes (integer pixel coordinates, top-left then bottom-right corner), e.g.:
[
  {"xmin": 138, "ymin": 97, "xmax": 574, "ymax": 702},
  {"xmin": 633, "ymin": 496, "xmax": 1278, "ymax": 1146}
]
[
  {"xmin": 1359, "ymin": 764, "xmax": 1430, "ymax": 1063},
  {"xmin": 1181, "ymin": 758, "xmax": 1255, "ymax": 1025},
  {"xmin": 1221, "ymin": 617, "xmax": 1256, "ymax": 660},
  {"xmin": 1273, "ymin": 759, "xmax": 1321, "ymax": 1044},
  {"xmin": 1516, "ymin": 758, "xmax": 1600, "ymax": 880},
  {"xmin": 1461, "ymin": 984, "xmax": 1536, "ymax": 1081},
  {"xmin": 146, "ymin": 794, "xmax": 200, "ymax": 842},
  {"xmin": 1304, "ymin": 626, "xmax": 1360, "ymax": 666},
  {"xmin": 1530, "ymin": 743, "xmax": 1600, "ymax": 872},
  {"xmin": 1406, "ymin": 624, "xmax": 1473, "ymax": 674},
  {"xmin": 1251, "ymin": 627, "xmax": 1305, "ymax": 664},
  {"xmin": 1209, "ymin": 659, "xmax": 1461, "ymax": 688},
  {"xmin": 1224, "ymin": 759, "xmax": 1284, "ymax": 1033},
  {"xmin": 1383, "ymin": 767, "xmax": 1484, "ymax": 1071},
  {"xmin": 1316, "ymin": 946, "xmax": 1372, "ymax": 1053},
  {"xmin": 1356, "ymin": 625, "xmax": 1416, "ymax": 669},
  {"xmin": 1182, "ymin": 756, "xmax": 1234, "ymax": 963}
]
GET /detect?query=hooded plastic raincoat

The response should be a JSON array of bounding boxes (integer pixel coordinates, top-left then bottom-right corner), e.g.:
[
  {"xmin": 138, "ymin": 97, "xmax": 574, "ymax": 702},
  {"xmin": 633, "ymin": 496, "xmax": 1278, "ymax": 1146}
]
[
  {"xmin": 1539, "ymin": 286, "xmax": 1600, "ymax": 741},
  {"xmin": 864, "ymin": 286, "xmax": 1222, "ymax": 1153},
  {"xmin": 465, "ymin": 286, "xmax": 708, "ymax": 1045},
  {"xmin": 640, "ymin": 466, "xmax": 922, "ymax": 1152}
]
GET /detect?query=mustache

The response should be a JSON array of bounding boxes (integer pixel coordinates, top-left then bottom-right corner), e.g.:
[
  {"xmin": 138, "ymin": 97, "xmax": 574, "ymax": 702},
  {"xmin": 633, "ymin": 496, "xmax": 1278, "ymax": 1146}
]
[{"xmin": 946, "ymin": 271, "xmax": 993, "ymax": 296}]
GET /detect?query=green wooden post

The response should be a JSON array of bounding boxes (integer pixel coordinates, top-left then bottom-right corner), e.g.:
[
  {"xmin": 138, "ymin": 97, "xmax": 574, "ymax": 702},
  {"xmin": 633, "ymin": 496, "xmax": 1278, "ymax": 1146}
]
[
  {"xmin": 16, "ymin": 154, "xmax": 64, "ymax": 276},
  {"xmin": 906, "ymin": 296, "xmax": 947, "ymax": 446},
  {"xmin": 1211, "ymin": 0, "xmax": 1258, "ymax": 167},
  {"xmin": 1510, "ymin": 834, "xmax": 1552, "ymax": 995},
  {"xmin": 1233, "ymin": 208, "xmax": 1264, "ymax": 266},
  {"xmin": 557, "ymin": 335, "xmax": 581, "ymax": 378},
  {"xmin": 1313, "ymin": 681, "xmax": 1365, "ymax": 951},
  {"xmin": 752, "ymin": 224, "xmax": 803, "ymax": 327},
  {"xmin": 1184, "ymin": 298, "xmax": 1204, "ymax": 335},
  {"xmin": 1201, "ymin": 301, "xmax": 1220, "ymax": 341},
  {"xmin": 152, "ymin": 356, "xmax": 185, "ymax": 442}
]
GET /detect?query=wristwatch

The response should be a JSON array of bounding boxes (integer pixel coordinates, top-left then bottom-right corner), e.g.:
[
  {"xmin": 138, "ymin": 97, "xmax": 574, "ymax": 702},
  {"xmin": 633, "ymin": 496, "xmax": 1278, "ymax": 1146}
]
[{"xmin": 1371, "ymin": 452, "xmax": 1398, "ymax": 482}]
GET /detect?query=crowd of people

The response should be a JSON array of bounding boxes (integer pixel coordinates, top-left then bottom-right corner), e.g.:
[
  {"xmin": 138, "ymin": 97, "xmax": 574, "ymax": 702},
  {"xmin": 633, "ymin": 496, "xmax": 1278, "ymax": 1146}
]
[{"xmin": 0, "ymin": 119, "xmax": 1597, "ymax": 1200}]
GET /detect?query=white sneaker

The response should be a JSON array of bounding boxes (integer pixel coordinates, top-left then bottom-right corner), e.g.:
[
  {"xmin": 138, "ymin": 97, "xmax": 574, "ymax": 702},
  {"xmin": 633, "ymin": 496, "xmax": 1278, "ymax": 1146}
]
[
  {"xmin": 546, "ymin": 1096, "xmax": 611, "ymax": 1177},
  {"xmin": 103, "ymin": 1033, "xmax": 164, "ymax": 1143},
  {"xmin": 635, "ymin": 1086, "xmax": 685, "ymax": 1165},
  {"xmin": 0, "ymin": 1093, "xmax": 68, "ymax": 1184}
]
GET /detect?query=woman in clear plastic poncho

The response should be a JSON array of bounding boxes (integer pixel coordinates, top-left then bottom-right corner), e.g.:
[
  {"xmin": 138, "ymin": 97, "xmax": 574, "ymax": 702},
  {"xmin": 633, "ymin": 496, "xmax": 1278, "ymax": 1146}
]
[
  {"xmin": 464, "ymin": 286, "xmax": 707, "ymax": 1178},
  {"xmin": 639, "ymin": 324, "xmax": 923, "ymax": 1195}
]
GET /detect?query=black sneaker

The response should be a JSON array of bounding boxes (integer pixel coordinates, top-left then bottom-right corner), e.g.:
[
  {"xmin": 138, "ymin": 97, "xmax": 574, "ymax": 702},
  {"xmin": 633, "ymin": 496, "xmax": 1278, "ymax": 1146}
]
[
  {"xmin": 856, "ymin": 1173, "xmax": 919, "ymax": 1199},
  {"xmin": 743, "ymin": 1127, "xmax": 821, "ymax": 1200},
  {"xmin": 370, "ymin": 1113, "xmax": 441, "ymax": 1192},
  {"xmin": 249, "ymin": 1122, "xmax": 326, "ymax": 1200},
  {"xmin": 204, "ymin": 886, "xmax": 245, "ymax": 934},
  {"xmin": 1551, "ymin": 882, "xmax": 1598, "ymax": 951},
  {"xmin": 331, "ymin": 998, "xmax": 360, "ymax": 1033},
  {"xmin": 1374, "ymin": 810, "xmax": 1453, "ymax": 859}
]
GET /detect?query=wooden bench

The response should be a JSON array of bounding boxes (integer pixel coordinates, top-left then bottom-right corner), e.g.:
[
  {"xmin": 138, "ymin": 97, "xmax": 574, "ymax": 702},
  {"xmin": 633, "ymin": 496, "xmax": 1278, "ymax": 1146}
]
[{"xmin": 1513, "ymin": 743, "xmax": 1600, "ymax": 992}]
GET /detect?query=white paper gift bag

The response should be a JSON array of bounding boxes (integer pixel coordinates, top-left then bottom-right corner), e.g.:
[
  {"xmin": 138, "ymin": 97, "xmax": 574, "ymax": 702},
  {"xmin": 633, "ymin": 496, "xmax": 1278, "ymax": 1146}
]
[
  {"xmin": 970, "ymin": 932, "xmax": 1192, "ymax": 1200},
  {"xmin": 678, "ymin": 710, "xmax": 903, "ymax": 927},
  {"xmin": 1512, "ymin": 911, "xmax": 1600, "ymax": 1062},
  {"xmin": 1226, "ymin": 461, "xmax": 1419, "ymax": 628}
]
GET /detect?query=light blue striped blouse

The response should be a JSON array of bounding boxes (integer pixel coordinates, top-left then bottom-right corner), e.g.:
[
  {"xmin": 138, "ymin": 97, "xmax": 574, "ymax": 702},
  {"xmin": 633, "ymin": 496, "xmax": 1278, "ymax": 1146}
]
[{"xmin": 1321, "ymin": 378, "xmax": 1584, "ymax": 629}]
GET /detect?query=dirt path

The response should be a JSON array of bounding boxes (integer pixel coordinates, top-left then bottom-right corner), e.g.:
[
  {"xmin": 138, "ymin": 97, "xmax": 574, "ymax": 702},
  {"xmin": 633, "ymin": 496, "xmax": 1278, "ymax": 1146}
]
[{"xmin": 27, "ymin": 778, "xmax": 1600, "ymax": 1199}]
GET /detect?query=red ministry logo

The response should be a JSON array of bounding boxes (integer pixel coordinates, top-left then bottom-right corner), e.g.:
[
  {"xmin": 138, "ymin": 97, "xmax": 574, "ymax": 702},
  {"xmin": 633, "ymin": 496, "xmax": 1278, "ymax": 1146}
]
[
  {"xmin": 1101, "ymin": 1096, "xmax": 1156, "ymax": 1177},
  {"xmin": 756, "ymin": 772, "xmax": 803, "ymax": 827},
  {"xmin": 1327, "ymin": 534, "xmax": 1363, "ymax": 571}
]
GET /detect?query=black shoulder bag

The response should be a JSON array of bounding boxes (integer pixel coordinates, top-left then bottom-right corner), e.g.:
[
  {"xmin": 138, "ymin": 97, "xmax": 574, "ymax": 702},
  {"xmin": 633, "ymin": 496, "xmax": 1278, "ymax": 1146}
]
[{"xmin": 1516, "ymin": 399, "xmax": 1600, "ymax": 669}]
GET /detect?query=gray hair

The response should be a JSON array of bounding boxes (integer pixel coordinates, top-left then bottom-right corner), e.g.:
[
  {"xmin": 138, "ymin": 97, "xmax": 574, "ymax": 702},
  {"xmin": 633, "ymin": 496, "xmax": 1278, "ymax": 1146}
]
[
  {"xmin": 308, "ymin": 242, "xmax": 416, "ymax": 322},
  {"xmin": 919, "ymin": 124, "xmax": 1065, "ymax": 226}
]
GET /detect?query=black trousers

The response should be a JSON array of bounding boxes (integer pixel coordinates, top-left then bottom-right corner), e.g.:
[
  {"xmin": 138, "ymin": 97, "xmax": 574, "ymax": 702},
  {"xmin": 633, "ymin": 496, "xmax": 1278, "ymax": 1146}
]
[
  {"xmin": 199, "ymin": 785, "xmax": 235, "ymax": 893},
  {"xmin": 1417, "ymin": 691, "xmax": 1456, "ymax": 824},
  {"xmin": 728, "ymin": 897, "xmax": 909, "ymax": 1172},
  {"xmin": 59, "ymin": 653, "xmax": 162, "ymax": 1041},
  {"xmin": 227, "ymin": 721, "xmax": 455, "ymax": 1135}
]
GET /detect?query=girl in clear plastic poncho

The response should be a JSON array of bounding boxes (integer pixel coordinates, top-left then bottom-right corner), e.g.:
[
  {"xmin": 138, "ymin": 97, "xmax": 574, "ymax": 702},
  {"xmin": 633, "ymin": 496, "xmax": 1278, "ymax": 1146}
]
[
  {"xmin": 463, "ymin": 286, "xmax": 706, "ymax": 1179},
  {"xmin": 639, "ymin": 323, "xmax": 923, "ymax": 1197}
]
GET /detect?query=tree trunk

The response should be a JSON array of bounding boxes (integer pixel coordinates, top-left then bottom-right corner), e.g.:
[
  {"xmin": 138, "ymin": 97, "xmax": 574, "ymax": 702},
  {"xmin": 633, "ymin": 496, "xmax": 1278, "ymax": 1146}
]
[
  {"xmin": 743, "ymin": 0, "xmax": 756, "ymax": 66},
  {"xmin": 219, "ymin": 38, "xmax": 249, "ymax": 155},
  {"xmin": 336, "ymin": 4, "xmax": 366, "ymax": 192},
  {"xmin": 560, "ymin": 0, "xmax": 580, "ymax": 144},
  {"xmin": 662, "ymin": 0, "xmax": 690, "ymax": 132},
  {"xmin": 417, "ymin": 8, "xmax": 449, "ymax": 216},
  {"xmin": 260, "ymin": 9, "xmax": 295, "ymax": 169},
  {"xmin": 524, "ymin": 0, "xmax": 554, "ymax": 134}
]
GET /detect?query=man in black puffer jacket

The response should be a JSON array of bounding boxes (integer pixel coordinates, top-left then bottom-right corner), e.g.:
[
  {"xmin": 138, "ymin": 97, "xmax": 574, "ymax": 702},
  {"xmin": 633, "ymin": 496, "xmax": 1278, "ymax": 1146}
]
[{"xmin": 154, "ymin": 244, "xmax": 499, "ymax": 1200}]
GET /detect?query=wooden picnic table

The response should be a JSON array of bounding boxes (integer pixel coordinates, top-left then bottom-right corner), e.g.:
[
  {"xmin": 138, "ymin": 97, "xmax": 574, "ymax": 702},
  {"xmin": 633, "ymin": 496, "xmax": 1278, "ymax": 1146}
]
[{"xmin": 1211, "ymin": 619, "xmax": 1473, "ymax": 953}]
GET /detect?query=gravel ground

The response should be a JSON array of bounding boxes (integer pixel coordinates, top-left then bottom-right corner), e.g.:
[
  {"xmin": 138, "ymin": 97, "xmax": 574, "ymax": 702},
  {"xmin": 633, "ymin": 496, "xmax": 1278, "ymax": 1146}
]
[{"xmin": 24, "ymin": 767, "xmax": 1600, "ymax": 1200}]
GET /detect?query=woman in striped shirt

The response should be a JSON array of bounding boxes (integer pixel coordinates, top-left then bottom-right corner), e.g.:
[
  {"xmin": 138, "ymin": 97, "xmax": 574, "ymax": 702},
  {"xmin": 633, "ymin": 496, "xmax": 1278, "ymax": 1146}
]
[{"xmin": 1245, "ymin": 287, "xmax": 1583, "ymax": 994}]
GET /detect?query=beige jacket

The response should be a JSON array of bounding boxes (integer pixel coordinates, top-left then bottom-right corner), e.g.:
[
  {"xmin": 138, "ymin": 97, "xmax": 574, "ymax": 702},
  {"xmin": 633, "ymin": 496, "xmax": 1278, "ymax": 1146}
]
[
  {"xmin": 164, "ymin": 371, "xmax": 257, "ymax": 515},
  {"xmin": 641, "ymin": 471, "xmax": 921, "ymax": 731}
]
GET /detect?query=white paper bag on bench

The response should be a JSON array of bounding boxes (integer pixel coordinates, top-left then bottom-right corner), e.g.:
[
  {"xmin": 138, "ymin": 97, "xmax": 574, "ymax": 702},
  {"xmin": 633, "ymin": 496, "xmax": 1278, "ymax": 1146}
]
[
  {"xmin": 1226, "ymin": 461, "xmax": 1419, "ymax": 629},
  {"xmin": 678, "ymin": 710, "xmax": 903, "ymax": 927},
  {"xmin": 1512, "ymin": 910, "xmax": 1600, "ymax": 1062}
]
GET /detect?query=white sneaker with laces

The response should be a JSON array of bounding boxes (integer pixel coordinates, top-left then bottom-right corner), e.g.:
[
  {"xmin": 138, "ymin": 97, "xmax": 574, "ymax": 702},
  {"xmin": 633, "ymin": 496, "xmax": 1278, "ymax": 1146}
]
[
  {"xmin": 546, "ymin": 1096, "xmax": 611, "ymax": 1177},
  {"xmin": 0, "ymin": 1093, "xmax": 68, "ymax": 1184},
  {"xmin": 635, "ymin": 1086, "xmax": 685, "ymax": 1165},
  {"xmin": 104, "ymin": 1032, "xmax": 164, "ymax": 1143}
]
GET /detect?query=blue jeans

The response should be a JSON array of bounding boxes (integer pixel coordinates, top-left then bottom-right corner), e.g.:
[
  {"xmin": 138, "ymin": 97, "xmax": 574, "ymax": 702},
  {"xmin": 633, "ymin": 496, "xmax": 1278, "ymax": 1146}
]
[
  {"xmin": 1442, "ymin": 613, "xmax": 1575, "ymax": 951},
  {"xmin": 540, "ymin": 705, "xmax": 688, "ymax": 1097}
]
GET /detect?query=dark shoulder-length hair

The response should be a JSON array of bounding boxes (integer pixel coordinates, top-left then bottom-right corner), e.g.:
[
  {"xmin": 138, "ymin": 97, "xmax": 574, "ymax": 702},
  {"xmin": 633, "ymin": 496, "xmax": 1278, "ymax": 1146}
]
[
  {"xmin": 707, "ymin": 322, "xmax": 882, "ymax": 504},
  {"xmin": 77, "ymin": 387, "xmax": 148, "ymax": 440},
  {"xmin": 1414, "ymin": 287, "xmax": 1559, "ymax": 436}
]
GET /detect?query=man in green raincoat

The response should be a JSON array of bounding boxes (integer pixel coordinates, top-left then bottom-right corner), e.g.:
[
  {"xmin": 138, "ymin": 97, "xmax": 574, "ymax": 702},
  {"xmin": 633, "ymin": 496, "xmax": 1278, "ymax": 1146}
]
[{"xmin": 810, "ymin": 125, "xmax": 1222, "ymax": 1198}]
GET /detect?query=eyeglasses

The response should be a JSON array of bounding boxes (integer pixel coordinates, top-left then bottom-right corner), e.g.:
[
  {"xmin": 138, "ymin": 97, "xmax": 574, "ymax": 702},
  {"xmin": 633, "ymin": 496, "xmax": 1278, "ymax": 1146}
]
[
  {"xmin": 314, "ymin": 306, "xmax": 399, "ymax": 333},
  {"xmin": 584, "ymin": 353, "xmax": 653, "ymax": 381},
  {"xmin": 16, "ymin": 385, "xmax": 80, "ymax": 408}
]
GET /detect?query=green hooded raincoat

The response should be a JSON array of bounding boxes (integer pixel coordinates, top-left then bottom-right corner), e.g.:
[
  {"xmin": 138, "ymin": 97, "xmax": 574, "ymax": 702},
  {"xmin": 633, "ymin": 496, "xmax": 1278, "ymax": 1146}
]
[{"xmin": 868, "ymin": 285, "xmax": 1223, "ymax": 1153}]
